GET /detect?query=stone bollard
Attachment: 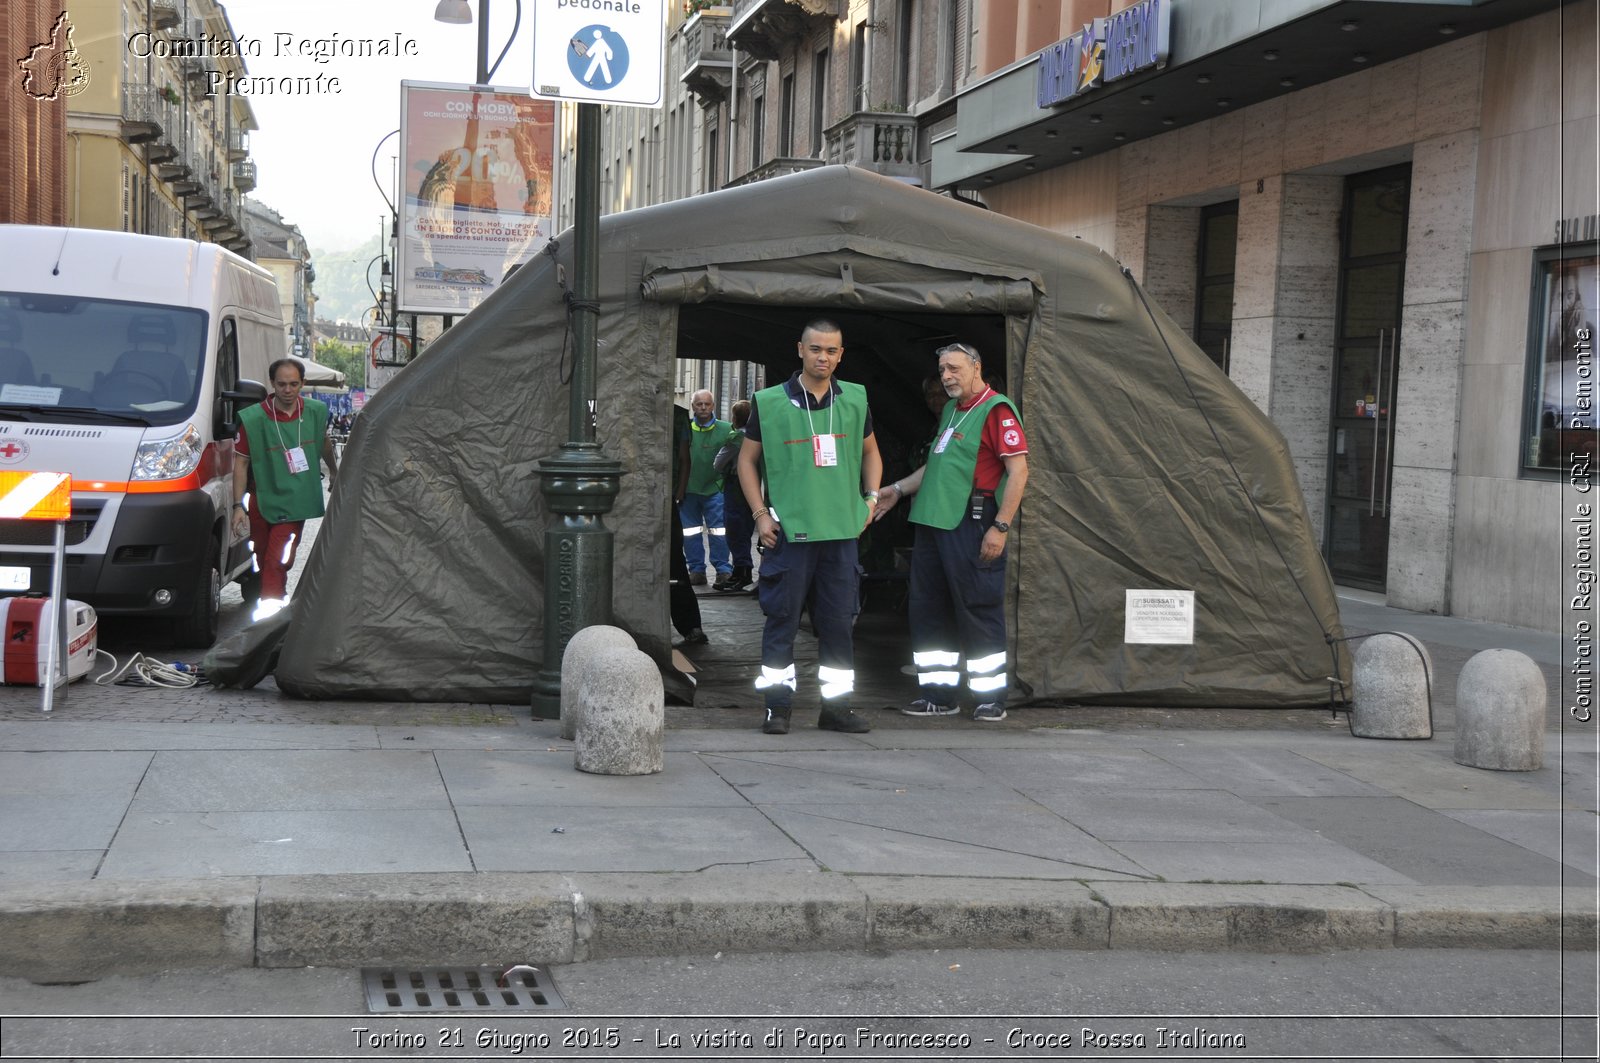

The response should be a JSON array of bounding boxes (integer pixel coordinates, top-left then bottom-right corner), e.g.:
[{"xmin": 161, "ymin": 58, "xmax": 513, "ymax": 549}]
[
  {"xmin": 559, "ymin": 625, "xmax": 636, "ymax": 741},
  {"xmin": 1350, "ymin": 632, "xmax": 1433, "ymax": 739},
  {"xmin": 574, "ymin": 645, "xmax": 664, "ymax": 776},
  {"xmin": 1454, "ymin": 649, "xmax": 1547, "ymax": 771}
]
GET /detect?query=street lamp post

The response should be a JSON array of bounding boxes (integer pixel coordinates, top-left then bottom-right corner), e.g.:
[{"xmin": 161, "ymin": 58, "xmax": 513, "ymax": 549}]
[
  {"xmin": 528, "ymin": 103, "xmax": 620, "ymax": 719},
  {"xmin": 434, "ymin": 0, "xmax": 618, "ymax": 719}
]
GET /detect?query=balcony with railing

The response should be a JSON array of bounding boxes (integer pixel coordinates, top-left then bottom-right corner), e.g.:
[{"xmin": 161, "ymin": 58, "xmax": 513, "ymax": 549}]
[
  {"xmin": 151, "ymin": 2, "xmax": 180, "ymax": 30},
  {"xmin": 727, "ymin": 0, "xmax": 836, "ymax": 62},
  {"xmin": 679, "ymin": 8, "xmax": 733, "ymax": 105},
  {"xmin": 119, "ymin": 82, "xmax": 167, "ymax": 144},
  {"xmin": 824, "ymin": 110, "xmax": 919, "ymax": 182},
  {"xmin": 726, "ymin": 156, "xmax": 824, "ymax": 188},
  {"xmin": 232, "ymin": 159, "xmax": 256, "ymax": 192},
  {"xmin": 227, "ymin": 128, "xmax": 249, "ymax": 162}
]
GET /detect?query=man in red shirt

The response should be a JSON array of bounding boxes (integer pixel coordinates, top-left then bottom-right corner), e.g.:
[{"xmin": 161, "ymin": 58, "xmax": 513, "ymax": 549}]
[
  {"xmin": 230, "ymin": 359, "xmax": 339, "ymax": 611},
  {"xmin": 871, "ymin": 342, "xmax": 1029, "ymax": 721}
]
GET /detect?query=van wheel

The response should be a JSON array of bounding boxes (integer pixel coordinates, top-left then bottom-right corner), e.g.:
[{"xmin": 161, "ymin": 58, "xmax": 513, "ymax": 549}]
[{"xmin": 172, "ymin": 552, "xmax": 221, "ymax": 647}]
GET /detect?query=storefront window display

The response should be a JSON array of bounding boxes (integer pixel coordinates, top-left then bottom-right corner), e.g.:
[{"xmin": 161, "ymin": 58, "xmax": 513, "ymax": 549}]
[{"xmin": 1525, "ymin": 248, "xmax": 1598, "ymax": 473}]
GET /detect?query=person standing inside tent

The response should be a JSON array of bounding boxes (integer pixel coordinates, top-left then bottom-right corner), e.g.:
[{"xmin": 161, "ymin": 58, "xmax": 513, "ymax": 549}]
[
  {"xmin": 681, "ymin": 389, "xmax": 737, "ymax": 586},
  {"xmin": 871, "ymin": 342, "xmax": 1028, "ymax": 721},
  {"xmin": 715, "ymin": 398, "xmax": 755, "ymax": 592},
  {"xmin": 669, "ymin": 402, "xmax": 707, "ymax": 646},
  {"xmin": 738, "ymin": 319, "xmax": 881, "ymax": 735},
  {"xmin": 231, "ymin": 358, "xmax": 339, "ymax": 611}
]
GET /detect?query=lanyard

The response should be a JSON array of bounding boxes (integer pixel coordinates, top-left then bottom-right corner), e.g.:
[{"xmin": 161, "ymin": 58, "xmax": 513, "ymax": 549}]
[
  {"xmin": 270, "ymin": 397, "xmax": 304, "ymax": 454},
  {"xmin": 942, "ymin": 386, "xmax": 993, "ymax": 438},
  {"xmin": 802, "ymin": 384, "xmax": 834, "ymax": 441}
]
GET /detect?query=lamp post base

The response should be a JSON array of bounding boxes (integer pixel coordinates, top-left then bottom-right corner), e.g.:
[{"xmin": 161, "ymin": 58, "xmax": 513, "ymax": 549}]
[{"xmin": 530, "ymin": 444, "xmax": 623, "ymax": 719}]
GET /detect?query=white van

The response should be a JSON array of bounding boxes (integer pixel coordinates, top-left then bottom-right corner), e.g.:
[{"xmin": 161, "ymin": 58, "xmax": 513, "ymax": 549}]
[{"xmin": 0, "ymin": 226, "xmax": 277, "ymax": 645}]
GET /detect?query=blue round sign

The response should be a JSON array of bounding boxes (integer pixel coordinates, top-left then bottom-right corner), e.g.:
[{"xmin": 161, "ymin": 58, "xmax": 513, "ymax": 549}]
[{"xmin": 567, "ymin": 25, "xmax": 629, "ymax": 90}]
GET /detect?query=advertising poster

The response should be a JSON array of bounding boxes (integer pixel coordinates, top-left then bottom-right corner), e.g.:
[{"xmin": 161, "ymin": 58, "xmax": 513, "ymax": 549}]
[{"xmin": 397, "ymin": 81, "xmax": 556, "ymax": 315}]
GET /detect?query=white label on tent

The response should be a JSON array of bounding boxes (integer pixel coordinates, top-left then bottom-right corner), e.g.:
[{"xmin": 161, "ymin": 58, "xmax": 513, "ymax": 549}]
[{"xmin": 1125, "ymin": 589, "xmax": 1195, "ymax": 645}]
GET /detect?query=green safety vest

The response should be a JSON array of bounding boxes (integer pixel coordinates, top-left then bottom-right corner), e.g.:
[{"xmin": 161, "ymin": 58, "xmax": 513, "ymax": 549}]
[
  {"xmin": 909, "ymin": 390, "xmax": 1018, "ymax": 530},
  {"xmin": 754, "ymin": 380, "xmax": 871, "ymax": 543},
  {"xmin": 686, "ymin": 417, "xmax": 736, "ymax": 495},
  {"xmin": 238, "ymin": 398, "xmax": 329, "ymax": 524}
]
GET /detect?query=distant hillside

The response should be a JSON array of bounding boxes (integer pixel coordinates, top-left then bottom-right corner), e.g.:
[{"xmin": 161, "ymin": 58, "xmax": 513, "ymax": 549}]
[{"xmin": 310, "ymin": 235, "xmax": 385, "ymax": 326}]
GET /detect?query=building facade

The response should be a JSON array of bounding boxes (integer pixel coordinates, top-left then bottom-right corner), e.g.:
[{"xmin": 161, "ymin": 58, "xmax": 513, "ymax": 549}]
[
  {"xmin": 244, "ymin": 199, "xmax": 316, "ymax": 358},
  {"xmin": 935, "ymin": 0, "xmax": 1595, "ymax": 633},
  {"xmin": 64, "ymin": 0, "xmax": 255, "ymax": 253},
  {"xmin": 4, "ymin": 0, "xmax": 73, "ymax": 226}
]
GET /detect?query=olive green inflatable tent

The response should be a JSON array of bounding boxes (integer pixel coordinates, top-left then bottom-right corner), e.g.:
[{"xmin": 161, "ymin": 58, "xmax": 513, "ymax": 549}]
[{"xmin": 276, "ymin": 166, "xmax": 1350, "ymax": 707}]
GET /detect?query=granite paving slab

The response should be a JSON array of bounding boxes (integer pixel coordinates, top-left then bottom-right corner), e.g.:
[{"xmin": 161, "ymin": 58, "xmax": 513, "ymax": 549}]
[
  {"xmin": 1248, "ymin": 796, "xmax": 1588, "ymax": 886},
  {"xmin": 1144, "ymin": 745, "xmax": 1394, "ymax": 797},
  {"xmin": 454, "ymin": 804, "xmax": 812, "ymax": 872},
  {"xmin": 1439, "ymin": 808, "xmax": 1600, "ymax": 874},
  {"xmin": 1103, "ymin": 837, "xmax": 1420, "ymax": 885},
  {"xmin": 759, "ymin": 799, "xmax": 1151, "ymax": 879},
  {"xmin": 97, "ymin": 809, "xmax": 474, "ymax": 878},
  {"xmin": 127, "ymin": 749, "xmax": 452, "ymax": 812},
  {"xmin": 436, "ymin": 749, "xmax": 748, "ymax": 807},
  {"xmin": 700, "ymin": 749, "xmax": 1004, "ymax": 802}
]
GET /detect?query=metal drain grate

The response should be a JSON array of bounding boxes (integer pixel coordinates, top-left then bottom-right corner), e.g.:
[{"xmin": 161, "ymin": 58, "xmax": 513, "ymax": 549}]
[{"xmin": 362, "ymin": 966, "xmax": 566, "ymax": 1012}]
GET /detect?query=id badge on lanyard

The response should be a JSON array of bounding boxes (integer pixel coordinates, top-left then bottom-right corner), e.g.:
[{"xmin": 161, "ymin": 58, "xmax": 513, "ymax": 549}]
[
  {"xmin": 284, "ymin": 446, "xmax": 310, "ymax": 474},
  {"xmin": 933, "ymin": 428, "xmax": 955, "ymax": 454},
  {"xmin": 812, "ymin": 434, "xmax": 838, "ymax": 467}
]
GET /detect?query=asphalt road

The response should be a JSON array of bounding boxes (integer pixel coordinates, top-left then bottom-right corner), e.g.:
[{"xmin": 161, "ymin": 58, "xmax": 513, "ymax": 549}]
[{"xmin": 0, "ymin": 947, "xmax": 1593, "ymax": 1061}]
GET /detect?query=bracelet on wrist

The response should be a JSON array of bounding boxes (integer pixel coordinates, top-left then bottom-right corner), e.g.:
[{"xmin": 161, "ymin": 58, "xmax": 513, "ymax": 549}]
[{"xmin": 753, "ymin": 507, "xmax": 769, "ymax": 520}]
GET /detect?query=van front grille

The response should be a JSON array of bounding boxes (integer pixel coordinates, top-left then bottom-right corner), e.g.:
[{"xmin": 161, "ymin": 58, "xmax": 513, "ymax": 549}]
[{"xmin": 0, "ymin": 499, "xmax": 102, "ymax": 547}]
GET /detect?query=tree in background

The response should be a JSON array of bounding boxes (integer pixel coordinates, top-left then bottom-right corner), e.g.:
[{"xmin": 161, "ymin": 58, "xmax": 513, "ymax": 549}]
[{"xmin": 314, "ymin": 339, "xmax": 366, "ymax": 386}]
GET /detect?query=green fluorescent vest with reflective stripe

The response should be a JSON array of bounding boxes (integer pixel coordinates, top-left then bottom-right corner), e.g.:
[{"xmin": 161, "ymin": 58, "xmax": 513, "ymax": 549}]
[
  {"xmin": 909, "ymin": 391, "xmax": 1017, "ymax": 530},
  {"xmin": 754, "ymin": 381, "xmax": 869, "ymax": 543},
  {"xmin": 239, "ymin": 399, "xmax": 329, "ymax": 524}
]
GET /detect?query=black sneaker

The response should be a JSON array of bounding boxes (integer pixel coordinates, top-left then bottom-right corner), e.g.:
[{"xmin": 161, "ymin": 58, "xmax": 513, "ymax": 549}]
[
  {"xmin": 673, "ymin": 628, "xmax": 708, "ymax": 647},
  {"xmin": 818, "ymin": 705, "xmax": 872, "ymax": 733},
  {"xmin": 762, "ymin": 707, "xmax": 791, "ymax": 735}
]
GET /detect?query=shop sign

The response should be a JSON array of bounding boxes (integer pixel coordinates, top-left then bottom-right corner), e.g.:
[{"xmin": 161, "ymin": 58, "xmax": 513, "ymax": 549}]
[
  {"xmin": 1556, "ymin": 213, "xmax": 1600, "ymax": 244},
  {"xmin": 1037, "ymin": 0, "xmax": 1170, "ymax": 109}
]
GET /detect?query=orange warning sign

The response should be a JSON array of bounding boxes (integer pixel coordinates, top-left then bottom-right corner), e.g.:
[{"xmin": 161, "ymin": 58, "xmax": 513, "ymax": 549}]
[{"xmin": 0, "ymin": 471, "xmax": 72, "ymax": 521}]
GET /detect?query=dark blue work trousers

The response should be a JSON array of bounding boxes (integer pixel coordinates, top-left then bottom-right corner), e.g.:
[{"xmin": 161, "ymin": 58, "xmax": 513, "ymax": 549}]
[
  {"xmin": 908, "ymin": 498, "xmax": 1009, "ymax": 707},
  {"xmin": 756, "ymin": 533, "xmax": 861, "ymax": 710}
]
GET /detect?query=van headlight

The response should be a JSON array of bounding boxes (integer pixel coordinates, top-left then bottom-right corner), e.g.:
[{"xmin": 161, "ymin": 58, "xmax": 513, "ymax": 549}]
[{"xmin": 131, "ymin": 423, "xmax": 204, "ymax": 481}]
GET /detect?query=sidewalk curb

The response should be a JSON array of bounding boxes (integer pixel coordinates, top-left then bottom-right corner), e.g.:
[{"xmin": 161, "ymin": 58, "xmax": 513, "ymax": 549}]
[{"xmin": 1, "ymin": 874, "xmax": 1592, "ymax": 981}]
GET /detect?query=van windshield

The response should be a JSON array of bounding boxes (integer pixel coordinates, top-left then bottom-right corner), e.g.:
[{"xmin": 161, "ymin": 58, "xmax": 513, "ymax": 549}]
[{"xmin": 0, "ymin": 292, "xmax": 208, "ymax": 427}]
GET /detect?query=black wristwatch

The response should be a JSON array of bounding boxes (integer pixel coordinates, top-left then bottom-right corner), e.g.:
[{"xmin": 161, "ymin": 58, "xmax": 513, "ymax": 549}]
[{"xmin": 992, "ymin": 519, "xmax": 1011, "ymax": 533}]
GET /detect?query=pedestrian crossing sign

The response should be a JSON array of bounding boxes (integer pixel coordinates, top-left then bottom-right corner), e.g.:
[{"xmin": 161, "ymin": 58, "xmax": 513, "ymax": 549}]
[{"xmin": 531, "ymin": 0, "xmax": 665, "ymax": 107}]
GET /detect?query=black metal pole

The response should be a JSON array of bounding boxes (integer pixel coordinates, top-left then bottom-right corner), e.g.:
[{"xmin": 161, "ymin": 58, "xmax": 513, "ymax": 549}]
[
  {"xmin": 530, "ymin": 102, "xmax": 621, "ymax": 719},
  {"xmin": 475, "ymin": 0, "xmax": 491, "ymax": 84}
]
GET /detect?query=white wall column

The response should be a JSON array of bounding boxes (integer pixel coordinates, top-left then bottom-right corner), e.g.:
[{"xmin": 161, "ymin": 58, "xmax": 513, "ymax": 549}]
[{"xmin": 1388, "ymin": 130, "xmax": 1478, "ymax": 614}]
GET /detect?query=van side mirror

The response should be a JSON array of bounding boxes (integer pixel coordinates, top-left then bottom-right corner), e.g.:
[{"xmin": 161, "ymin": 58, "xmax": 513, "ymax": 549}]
[{"xmin": 217, "ymin": 379, "xmax": 268, "ymax": 437}]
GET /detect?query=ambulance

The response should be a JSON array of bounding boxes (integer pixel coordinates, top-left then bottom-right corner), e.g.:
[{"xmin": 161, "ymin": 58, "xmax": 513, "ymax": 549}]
[{"xmin": 0, "ymin": 227, "xmax": 279, "ymax": 646}]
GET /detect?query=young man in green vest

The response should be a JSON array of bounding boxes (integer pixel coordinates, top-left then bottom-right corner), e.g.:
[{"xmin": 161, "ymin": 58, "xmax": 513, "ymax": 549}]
[
  {"xmin": 871, "ymin": 342, "xmax": 1030, "ymax": 721},
  {"xmin": 737, "ymin": 319, "xmax": 882, "ymax": 735},
  {"xmin": 230, "ymin": 358, "xmax": 339, "ymax": 611}
]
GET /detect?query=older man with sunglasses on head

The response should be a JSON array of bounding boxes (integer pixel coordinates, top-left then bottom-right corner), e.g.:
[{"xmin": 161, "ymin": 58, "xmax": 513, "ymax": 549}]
[{"xmin": 871, "ymin": 342, "xmax": 1029, "ymax": 721}]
